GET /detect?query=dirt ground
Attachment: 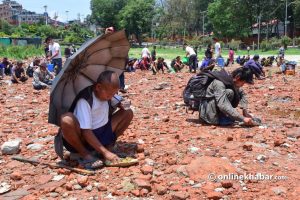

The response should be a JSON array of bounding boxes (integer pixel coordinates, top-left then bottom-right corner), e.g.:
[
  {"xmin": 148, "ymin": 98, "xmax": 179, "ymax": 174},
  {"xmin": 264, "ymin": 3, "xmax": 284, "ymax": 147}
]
[{"xmin": 0, "ymin": 64, "xmax": 299, "ymax": 200}]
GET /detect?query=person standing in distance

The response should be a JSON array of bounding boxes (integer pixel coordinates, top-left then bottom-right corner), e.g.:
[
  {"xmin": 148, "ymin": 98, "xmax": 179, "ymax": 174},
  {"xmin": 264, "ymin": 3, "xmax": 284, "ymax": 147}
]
[{"xmin": 45, "ymin": 36, "xmax": 62, "ymax": 75}]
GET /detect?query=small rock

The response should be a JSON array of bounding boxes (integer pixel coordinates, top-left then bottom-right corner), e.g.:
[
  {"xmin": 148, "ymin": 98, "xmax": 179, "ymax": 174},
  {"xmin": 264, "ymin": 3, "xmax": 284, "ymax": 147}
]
[
  {"xmin": 227, "ymin": 136, "xmax": 233, "ymax": 141},
  {"xmin": 130, "ymin": 189, "xmax": 140, "ymax": 197},
  {"xmin": 122, "ymin": 180, "xmax": 135, "ymax": 192},
  {"xmin": 96, "ymin": 183, "xmax": 107, "ymax": 191},
  {"xmin": 162, "ymin": 116, "xmax": 169, "ymax": 122},
  {"xmin": 65, "ymin": 183, "xmax": 73, "ymax": 191},
  {"xmin": 10, "ymin": 171, "xmax": 22, "ymax": 181},
  {"xmin": 188, "ymin": 146, "xmax": 199, "ymax": 154},
  {"xmin": 133, "ymin": 179, "xmax": 151, "ymax": 191},
  {"xmin": 221, "ymin": 181, "xmax": 233, "ymax": 188},
  {"xmin": 0, "ymin": 182, "xmax": 11, "ymax": 194},
  {"xmin": 214, "ymin": 187, "xmax": 225, "ymax": 192},
  {"xmin": 136, "ymin": 144, "xmax": 144, "ymax": 153},
  {"xmin": 243, "ymin": 144, "xmax": 253, "ymax": 151},
  {"xmin": 155, "ymin": 184, "xmax": 167, "ymax": 195},
  {"xmin": 176, "ymin": 166, "xmax": 188, "ymax": 177},
  {"xmin": 77, "ymin": 176, "xmax": 88, "ymax": 187},
  {"xmin": 52, "ymin": 175, "xmax": 65, "ymax": 181},
  {"xmin": 274, "ymin": 139, "xmax": 285, "ymax": 147},
  {"xmin": 86, "ymin": 185, "xmax": 93, "ymax": 192},
  {"xmin": 256, "ymin": 154, "xmax": 267, "ymax": 162},
  {"xmin": 171, "ymin": 191, "xmax": 190, "ymax": 200},
  {"xmin": 27, "ymin": 143, "xmax": 44, "ymax": 151},
  {"xmin": 141, "ymin": 165, "xmax": 153, "ymax": 175},
  {"xmin": 140, "ymin": 188, "xmax": 149, "ymax": 196},
  {"xmin": 207, "ymin": 191, "xmax": 222, "ymax": 200},
  {"xmin": 1, "ymin": 140, "xmax": 21, "ymax": 155},
  {"xmin": 73, "ymin": 184, "xmax": 82, "ymax": 190},
  {"xmin": 268, "ymin": 86, "xmax": 275, "ymax": 90},
  {"xmin": 145, "ymin": 158, "xmax": 155, "ymax": 166},
  {"xmin": 271, "ymin": 186, "xmax": 287, "ymax": 195},
  {"xmin": 49, "ymin": 192, "xmax": 59, "ymax": 198},
  {"xmin": 62, "ymin": 192, "xmax": 69, "ymax": 198}
]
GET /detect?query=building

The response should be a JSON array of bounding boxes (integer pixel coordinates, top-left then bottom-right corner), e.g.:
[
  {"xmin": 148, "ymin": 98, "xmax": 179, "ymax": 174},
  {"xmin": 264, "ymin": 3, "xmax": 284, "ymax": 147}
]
[
  {"xmin": 0, "ymin": 0, "xmax": 22, "ymax": 22},
  {"xmin": 0, "ymin": 0, "xmax": 46, "ymax": 25},
  {"xmin": 11, "ymin": 9, "xmax": 44, "ymax": 25}
]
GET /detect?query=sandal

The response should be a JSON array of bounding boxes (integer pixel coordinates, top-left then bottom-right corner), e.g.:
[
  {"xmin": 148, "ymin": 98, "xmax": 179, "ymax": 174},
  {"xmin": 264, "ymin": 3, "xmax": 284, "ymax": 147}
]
[
  {"xmin": 104, "ymin": 157, "xmax": 138, "ymax": 167},
  {"xmin": 79, "ymin": 157, "xmax": 104, "ymax": 169}
]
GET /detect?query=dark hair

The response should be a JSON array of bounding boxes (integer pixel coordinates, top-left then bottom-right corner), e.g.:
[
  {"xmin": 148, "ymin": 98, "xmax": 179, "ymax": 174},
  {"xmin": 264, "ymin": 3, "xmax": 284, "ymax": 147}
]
[
  {"xmin": 231, "ymin": 67, "xmax": 253, "ymax": 84},
  {"xmin": 230, "ymin": 48, "xmax": 233, "ymax": 50},
  {"xmin": 96, "ymin": 70, "xmax": 119, "ymax": 88},
  {"xmin": 176, "ymin": 56, "xmax": 180, "ymax": 59},
  {"xmin": 153, "ymin": 46, "xmax": 156, "ymax": 49},
  {"xmin": 183, "ymin": 43, "xmax": 187, "ymax": 46},
  {"xmin": 253, "ymin": 54, "xmax": 259, "ymax": 60},
  {"xmin": 45, "ymin": 36, "xmax": 52, "ymax": 43}
]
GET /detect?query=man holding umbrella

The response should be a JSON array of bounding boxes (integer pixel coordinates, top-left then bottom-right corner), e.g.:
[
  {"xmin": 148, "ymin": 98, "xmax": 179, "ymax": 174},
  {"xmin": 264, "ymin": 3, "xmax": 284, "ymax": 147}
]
[{"xmin": 60, "ymin": 71, "xmax": 133, "ymax": 168}]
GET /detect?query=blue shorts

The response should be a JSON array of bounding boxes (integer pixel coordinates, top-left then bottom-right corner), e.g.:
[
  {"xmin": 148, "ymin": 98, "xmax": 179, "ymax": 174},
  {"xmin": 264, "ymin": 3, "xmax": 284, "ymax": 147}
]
[{"xmin": 63, "ymin": 121, "xmax": 117, "ymax": 153}]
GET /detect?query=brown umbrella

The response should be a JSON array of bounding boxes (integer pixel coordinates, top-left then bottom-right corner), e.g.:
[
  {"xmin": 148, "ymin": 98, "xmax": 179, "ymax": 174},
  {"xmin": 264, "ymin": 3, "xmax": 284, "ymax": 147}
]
[{"xmin": 48, "ymin": 30, "xmax": 130, "ymax": 126}]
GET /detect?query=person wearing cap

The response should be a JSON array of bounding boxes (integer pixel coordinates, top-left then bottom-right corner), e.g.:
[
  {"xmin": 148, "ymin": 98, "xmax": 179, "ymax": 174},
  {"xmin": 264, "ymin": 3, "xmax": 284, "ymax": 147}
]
[
  {"xmin": 199, "ymin": 67, "xmax": 255, "ymax": 126},
  {"xmin": 45, "ymin": 36, "xmax": 62, "ymax": 75},
  {"xmin": 11, "ymin": 61, "xmax": 28, "ymax": 84},
  {"xmin": 244, "ymin": 54, "xmax": 265, "ymax": 80},
  {"xmin": 32, "ymin": 60, "xmax": 55, "ymax": 90}
]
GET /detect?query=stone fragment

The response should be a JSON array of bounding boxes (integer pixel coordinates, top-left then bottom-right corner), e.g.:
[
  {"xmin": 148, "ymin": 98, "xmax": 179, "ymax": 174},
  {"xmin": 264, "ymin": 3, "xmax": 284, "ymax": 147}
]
[{"xmin": 1, "ymin": 140, "xmax": 21, "ymax": 155}]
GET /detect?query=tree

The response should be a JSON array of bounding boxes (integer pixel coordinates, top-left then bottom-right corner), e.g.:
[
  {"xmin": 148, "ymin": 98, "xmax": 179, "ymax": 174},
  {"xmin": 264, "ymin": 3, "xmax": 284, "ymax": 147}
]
[
  {"xmin": 118, "ymin": 0, "xmax": 155, "ymax": 44},
  {"xmin": 207, "ymin": 0, "xmax": 252, "ymax": 39},
  {"xmin": 90, "ymin": 0, "xmax": 128, "ymax": 29}
]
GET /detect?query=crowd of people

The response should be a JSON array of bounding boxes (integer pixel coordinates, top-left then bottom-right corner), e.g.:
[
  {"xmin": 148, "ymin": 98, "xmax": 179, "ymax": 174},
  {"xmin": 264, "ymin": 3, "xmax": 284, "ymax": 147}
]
[{"xmin": 1, "ymin": 31, "xmax": 297, "ymax": 168}]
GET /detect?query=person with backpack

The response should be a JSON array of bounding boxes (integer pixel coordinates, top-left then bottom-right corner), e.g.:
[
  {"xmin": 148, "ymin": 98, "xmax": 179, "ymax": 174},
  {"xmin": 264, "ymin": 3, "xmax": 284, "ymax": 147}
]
[
  {"xmin": 183, "ymin": 67, "xmax": 255, "ymax": 126},
  {"xmin": 58, "ymin": 71, "xmax": 134, "ymax": 169}
]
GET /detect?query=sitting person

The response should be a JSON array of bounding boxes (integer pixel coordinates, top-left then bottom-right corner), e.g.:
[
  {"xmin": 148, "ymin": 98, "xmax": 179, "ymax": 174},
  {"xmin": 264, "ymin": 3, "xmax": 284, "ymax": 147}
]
[
  {"xmin": 154, "ymin": 57, "xmax": 169, "ymax": 74},
  {"xmin": 126, "ymin": 58, "xmax": 137, "ymax": 72},
  {"xmin": 243, "ymin": 55, "xmax": 265, "ymax": 79},
  {"xmin": 32, "ymin": 60, "xmax": 55, "ymax": 90},
  {"xmin": 58, "ymin": 71, "xmax": 134, "ymax": 168},
  {"xmin": 200, "ymin": 58, "xmax": 215, "ymax": 72},
  {"xmin": 199, "ymin": 67, "xmax": 255, "ymax": 126},
  {"xmin": 171, "ymin": 56, "xmax": 185, "ymax": 72},
  {"xmin": 27, "ymin": 57, "xmax": 41, "ymax": 77},
  {"xmin": 1, "ymin": 57, "xmax": 12, "ymax": 76},
  {"xmin": 11, "ymin": 61, "xmax": 28, "ymax": 84}
]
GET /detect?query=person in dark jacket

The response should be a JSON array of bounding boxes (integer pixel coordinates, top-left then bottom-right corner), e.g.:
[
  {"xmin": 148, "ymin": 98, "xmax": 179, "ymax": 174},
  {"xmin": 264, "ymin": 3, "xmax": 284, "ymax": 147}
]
[
  {"xmin": 244, "ymin": 55, "xmax": 265, "ymax": 79},
  {"xmin": 199, "ymin": 67, "xmax": 255, "ymax": 126}
]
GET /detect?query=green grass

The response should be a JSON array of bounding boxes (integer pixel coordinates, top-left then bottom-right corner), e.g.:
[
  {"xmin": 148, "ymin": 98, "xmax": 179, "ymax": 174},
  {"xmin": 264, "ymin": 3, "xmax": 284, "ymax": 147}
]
[
  {"xmin": 129, "ymin": 47, "xmax": 300, "ymax": 61},
  {"xmin": 0, "ymin": 45, "xmax": 44, "ymax": 60}
]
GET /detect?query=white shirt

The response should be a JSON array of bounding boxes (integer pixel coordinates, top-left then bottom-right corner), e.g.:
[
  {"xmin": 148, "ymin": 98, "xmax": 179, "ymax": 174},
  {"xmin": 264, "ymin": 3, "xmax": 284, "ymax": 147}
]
[
  {"xmin": 185, "ymin": 46, "xmax": 196, "ymax": 56},
  {"xmin": 141, "ymin": 48, "xmax": 150, "ymax": 58},
  {"xmin": 49, "ymin": 42, "xmax": 62, "ymax": 59},
  {"xmin": 73, "ymin": 92, "xmax": 109, "ymax": 130},
  {"xmin": 215, "ymin": 42, "xmax": 221, "ymax": 56}
]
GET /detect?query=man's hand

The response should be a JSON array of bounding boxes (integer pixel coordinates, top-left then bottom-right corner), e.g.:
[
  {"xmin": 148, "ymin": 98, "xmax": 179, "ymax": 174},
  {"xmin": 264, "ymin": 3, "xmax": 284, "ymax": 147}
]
[
  {"xmin": 103, "ymin": 151, "xmax": 120, "ymax": 163},
  {"xmin": 243, "ymin": 117, "xmax": 253, "ymax": 125}
]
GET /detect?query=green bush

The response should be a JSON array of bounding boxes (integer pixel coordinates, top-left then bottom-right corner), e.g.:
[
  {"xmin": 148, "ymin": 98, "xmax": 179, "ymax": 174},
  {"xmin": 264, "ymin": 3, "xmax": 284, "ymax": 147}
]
[
  {"xmin": 260, "ymin": 40, "xmax": 272, "ymax": 52},
  {"xmin": 294, "ymin": 37, "xmax": 300, "ymax": 46},
  {"xmin": 269, "ymin": 37, "xmax": 281, "ymax": 49},
  {"xmin": 228, "ymin": 39, "xmax": 241, "ymax": 50},
  {"xmin": 281, "ymin": 36, "xmax": 292, "ymax": 49}
]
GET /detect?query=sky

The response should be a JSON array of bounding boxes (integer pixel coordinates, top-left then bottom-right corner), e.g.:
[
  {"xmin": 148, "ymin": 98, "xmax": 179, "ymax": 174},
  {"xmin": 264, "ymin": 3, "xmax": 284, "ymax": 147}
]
[{"xmin": 15, "ymin": 0, "xmax": 91, "ymax": 22}]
